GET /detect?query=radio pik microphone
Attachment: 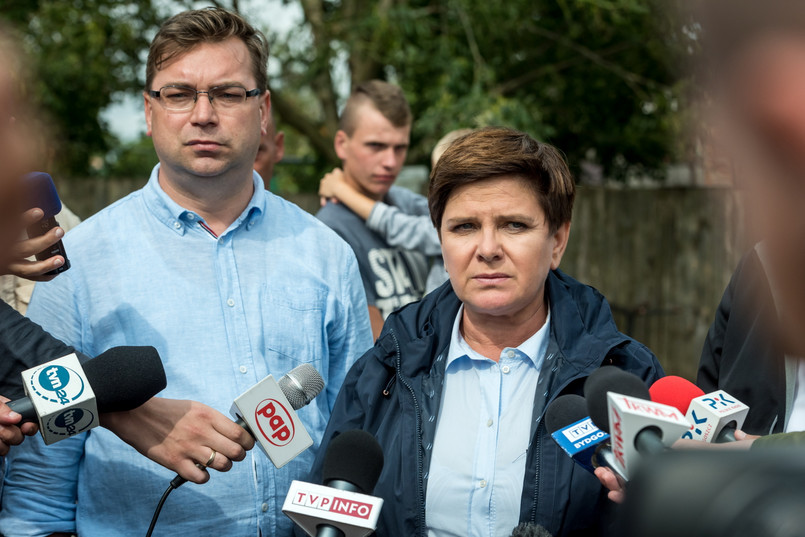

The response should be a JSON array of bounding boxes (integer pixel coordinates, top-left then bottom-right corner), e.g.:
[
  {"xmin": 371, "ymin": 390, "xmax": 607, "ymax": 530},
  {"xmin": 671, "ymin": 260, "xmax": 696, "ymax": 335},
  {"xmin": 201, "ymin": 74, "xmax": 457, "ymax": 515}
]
[
  {"xmin": 584, "ymin": 367, "xmax": 689, "ymax": 478},
  {"xmin": 649, "ymin": 376, "xmax": 705, "ymax": 414},
  {"xmin": 24, "ymin": 172, "xmax": 70, "ymax": 276},
  {"xmin": 7, "ymin": 346, "xmax": 167, "ymax": 444},
  {"xmin": 283, "ymin": 429, "xmax": 385, "ymax": 537},
  {"xmin": 649, "ymin": 377, "xmax": 747, "ymax": 443}
]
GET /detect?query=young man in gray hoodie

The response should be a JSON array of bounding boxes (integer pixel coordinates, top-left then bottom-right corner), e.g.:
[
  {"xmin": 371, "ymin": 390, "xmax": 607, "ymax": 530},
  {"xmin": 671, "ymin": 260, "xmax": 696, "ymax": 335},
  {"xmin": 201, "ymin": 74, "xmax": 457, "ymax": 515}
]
[{"xmin": 317, "ymin": 80, "xmax": 430, "ymax": 337}]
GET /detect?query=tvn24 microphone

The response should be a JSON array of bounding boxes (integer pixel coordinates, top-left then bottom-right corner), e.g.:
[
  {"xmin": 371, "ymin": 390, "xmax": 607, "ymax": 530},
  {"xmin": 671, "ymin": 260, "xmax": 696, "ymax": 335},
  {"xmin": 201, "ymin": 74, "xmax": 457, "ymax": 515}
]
[
  {"xmin": 7, "ymin": 346, "xmax": 166, "ymax": 444},
  {"xmin": 650, "ymin": 376, "xmax": 748, "ymax": 443},
  {"xmin": 584, "ymin": 367, "xmax": 689, "ymax": 478},
  {"xmin": 284, "ymin": 429, "xmax": 385, "ymax": 537},
  {"xmin": 24, "ymin": 172, "xmax": 70, "ymax": 276}
]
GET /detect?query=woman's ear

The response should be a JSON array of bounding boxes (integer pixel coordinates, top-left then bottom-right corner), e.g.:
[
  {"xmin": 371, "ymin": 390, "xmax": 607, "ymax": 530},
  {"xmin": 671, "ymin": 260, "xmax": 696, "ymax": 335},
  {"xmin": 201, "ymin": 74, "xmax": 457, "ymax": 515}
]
[{"xmin": 550, "ymin": 221, "xmax": 571, "ymax": 270}]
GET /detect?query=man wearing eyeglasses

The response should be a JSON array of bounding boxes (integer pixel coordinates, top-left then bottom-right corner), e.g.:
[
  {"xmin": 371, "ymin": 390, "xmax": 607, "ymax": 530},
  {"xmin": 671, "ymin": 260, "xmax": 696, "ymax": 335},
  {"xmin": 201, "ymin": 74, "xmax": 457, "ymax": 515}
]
[{"xmin": 0, "ymin": 8, "xmax": 371, "ymax": 537}]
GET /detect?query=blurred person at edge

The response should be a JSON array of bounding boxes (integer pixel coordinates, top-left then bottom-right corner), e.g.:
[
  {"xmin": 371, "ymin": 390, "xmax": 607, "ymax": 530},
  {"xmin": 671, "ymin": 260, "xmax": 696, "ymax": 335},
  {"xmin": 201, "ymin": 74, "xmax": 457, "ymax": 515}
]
[
  {"xmin": 310, "ymin": 127, "xmax": 663, "ymax": 537},
  {"xmin": 595, "ymin": 0, "xmax": 805, "ymax": 504},
  {"xmin": 0, "ymin": 8, "xmax": 371, "ymax": 537},
  {"xmin": 253, "ymin": 111, "xmax": 284, "ymax": 189}
]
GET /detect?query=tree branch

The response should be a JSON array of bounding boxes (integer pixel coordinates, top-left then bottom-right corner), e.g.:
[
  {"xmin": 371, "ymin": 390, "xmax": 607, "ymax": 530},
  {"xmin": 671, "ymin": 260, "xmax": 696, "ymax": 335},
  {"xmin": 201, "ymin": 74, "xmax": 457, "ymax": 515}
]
[{"xmin": 271, "ymin": 90, "xmax": 338, "ymax": 163}]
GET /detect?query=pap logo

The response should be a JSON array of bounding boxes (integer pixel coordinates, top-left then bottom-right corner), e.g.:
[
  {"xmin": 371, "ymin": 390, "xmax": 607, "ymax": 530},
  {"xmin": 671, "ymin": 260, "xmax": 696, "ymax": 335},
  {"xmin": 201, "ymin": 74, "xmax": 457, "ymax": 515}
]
[{"xmin": 255, "ymin": 399, "xmax": 295, "ymax": 447}]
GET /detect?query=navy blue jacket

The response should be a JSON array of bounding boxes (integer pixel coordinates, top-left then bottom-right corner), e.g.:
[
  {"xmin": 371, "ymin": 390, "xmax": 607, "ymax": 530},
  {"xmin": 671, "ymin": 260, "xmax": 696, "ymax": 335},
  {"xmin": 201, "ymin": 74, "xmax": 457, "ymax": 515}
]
[{"xmin": 310, "ymin": 270, "xmax": 663, "ymax": 536}]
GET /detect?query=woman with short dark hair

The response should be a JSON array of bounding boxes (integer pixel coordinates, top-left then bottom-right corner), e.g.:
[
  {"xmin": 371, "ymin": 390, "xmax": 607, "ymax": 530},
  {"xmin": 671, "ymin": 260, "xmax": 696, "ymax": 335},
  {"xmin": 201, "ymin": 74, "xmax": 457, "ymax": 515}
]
[{"xmin": 311, "ymin": 127, "xmax": 663, "ymax": 536}]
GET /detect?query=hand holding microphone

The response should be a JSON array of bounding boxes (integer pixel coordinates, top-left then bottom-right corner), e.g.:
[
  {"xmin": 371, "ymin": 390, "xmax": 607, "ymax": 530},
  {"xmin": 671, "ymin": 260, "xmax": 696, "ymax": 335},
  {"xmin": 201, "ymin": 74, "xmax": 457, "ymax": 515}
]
[{"xmin": 6, "ymin": 172, "xmax": 70, "ymax": 281}]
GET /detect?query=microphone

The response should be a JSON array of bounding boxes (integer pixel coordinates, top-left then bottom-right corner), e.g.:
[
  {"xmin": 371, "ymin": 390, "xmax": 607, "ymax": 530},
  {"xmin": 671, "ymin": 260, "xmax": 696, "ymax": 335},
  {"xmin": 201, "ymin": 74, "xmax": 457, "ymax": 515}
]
[
  {"xmin": 546, "ymin": 394, "xmax": 609, "ymax": 473},
  {"xmin": 24, "ymin": 172, "xmax": 70, "ymax": 276},
  {"xmin": 283, "ymin": 429, "xmax": 385, "ymax": 537},
  {"xmin": 649, "ymin": 376, "xmax": 704, "ymax": 414},
  {"xmin": 510, "ymin": 523, "xmax": 554, "ymax": 537},
  {"xmin": 8, "ymin": 346, "xmax": 167, "ymax": 444},
  {"xmin": 230, "ymin": 363, "xmax": 324, "ymax": 468},
  {"xmin": 649, "ymin": 377, "xmax": 747, "ymax": 443},
  {"xmin": 584, "ymin": 367, "xmax": 689, "ymax": 478}
]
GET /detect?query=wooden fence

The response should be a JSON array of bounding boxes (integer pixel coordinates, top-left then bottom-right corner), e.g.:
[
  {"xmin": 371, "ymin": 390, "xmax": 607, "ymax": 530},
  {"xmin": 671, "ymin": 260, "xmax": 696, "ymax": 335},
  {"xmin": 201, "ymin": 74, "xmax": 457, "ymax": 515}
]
[{"xmin": 59, "ymin": 179, "xmax": 746, "ymax": 380}]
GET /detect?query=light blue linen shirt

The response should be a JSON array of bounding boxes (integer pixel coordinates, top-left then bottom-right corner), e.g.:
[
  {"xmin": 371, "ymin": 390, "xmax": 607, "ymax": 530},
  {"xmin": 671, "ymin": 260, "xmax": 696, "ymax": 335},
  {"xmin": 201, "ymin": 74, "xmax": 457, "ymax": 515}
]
[
  {"xmin": 0, "ymin": 166, "xmax": 373, "ymax": 537},
  {"xmin": 426, "ymin": 305, "xmax": 551, "ymax": 537}
]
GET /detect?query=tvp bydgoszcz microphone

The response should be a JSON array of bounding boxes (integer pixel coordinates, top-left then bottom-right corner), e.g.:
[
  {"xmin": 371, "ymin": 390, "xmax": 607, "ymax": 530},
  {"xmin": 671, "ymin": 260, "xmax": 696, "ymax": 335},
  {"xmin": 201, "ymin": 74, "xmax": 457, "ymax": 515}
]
[
  {"xmin": 284, "ymin": 429, "xmax": 384, "ymax": 537},
  {"xmin": 584, "ymin": 367, "xmax": 689, "ymax": 478},
  {"xmin": 8, "ymin": 346, "xmax": 167, "ymax": 444},
  {"xmin": 24, "ymin": 172, "xmax": 70, "ymax": 276},
  {"xmin": 546, "ymin": 394, "xmax": 609, "ymax": 473},
  {"xmin": 230, "ymin": 363, "xmax": 325, "ymax": 468}
]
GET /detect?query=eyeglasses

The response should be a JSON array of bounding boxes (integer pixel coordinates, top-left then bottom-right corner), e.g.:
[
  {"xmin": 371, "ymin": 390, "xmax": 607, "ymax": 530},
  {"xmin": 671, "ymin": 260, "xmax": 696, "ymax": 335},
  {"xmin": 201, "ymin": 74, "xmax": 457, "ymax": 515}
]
[{"xmin": 148, "ymin": 85, "xmax": 262, "ymax": 111}]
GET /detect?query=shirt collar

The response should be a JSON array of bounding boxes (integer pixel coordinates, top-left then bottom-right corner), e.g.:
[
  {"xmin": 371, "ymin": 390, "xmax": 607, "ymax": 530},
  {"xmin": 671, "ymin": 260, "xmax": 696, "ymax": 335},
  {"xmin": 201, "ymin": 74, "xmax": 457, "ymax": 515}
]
[
  {"xmin": 446, "ymin": 303, "xmax": 552, "ymax": 370},
  {"xmin": 142, "ymin": 164, "xmax": 265, "ymax": 236}
]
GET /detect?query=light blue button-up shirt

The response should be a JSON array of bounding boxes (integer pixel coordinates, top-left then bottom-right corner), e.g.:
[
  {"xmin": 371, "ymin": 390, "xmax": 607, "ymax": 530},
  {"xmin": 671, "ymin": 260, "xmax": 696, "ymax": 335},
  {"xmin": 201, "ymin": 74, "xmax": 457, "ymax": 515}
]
[
  {"xmin": 426, "ymin": 305, "xmax": 551, "ymax": 537},
  {"xmin": 0, "ymin": 166, "xmax": 373, "ymax": 537}
]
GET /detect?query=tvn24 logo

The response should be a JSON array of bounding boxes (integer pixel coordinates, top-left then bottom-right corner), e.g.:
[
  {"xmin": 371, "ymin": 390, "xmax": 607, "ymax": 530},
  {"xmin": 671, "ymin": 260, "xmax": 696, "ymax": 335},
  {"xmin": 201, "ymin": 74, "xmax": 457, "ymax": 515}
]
[
  {"xmin": 28, "ymin": 364, "xmax": 86, "ymax": 406},
  {"xmin": 45, "ymin": 407, "xmax": 96, "ymax": 438}
]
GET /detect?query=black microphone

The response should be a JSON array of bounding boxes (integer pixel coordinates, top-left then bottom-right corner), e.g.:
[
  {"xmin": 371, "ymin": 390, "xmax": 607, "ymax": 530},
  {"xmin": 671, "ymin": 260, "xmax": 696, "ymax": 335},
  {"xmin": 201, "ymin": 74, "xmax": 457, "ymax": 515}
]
[
  {"xmin": 24, "ymin": 172, "xmax": 70, "ymax": 276},
  {"xmin": 7, "ymin": 346, "xmax": 166, "ymax": 444},
  {"xmin": 282, "ymin": 429, "xmax": 385, "ymax": 537},
  {"xmin": 510, "ymin": 522, "xmax": 554, "ymax": 537}
]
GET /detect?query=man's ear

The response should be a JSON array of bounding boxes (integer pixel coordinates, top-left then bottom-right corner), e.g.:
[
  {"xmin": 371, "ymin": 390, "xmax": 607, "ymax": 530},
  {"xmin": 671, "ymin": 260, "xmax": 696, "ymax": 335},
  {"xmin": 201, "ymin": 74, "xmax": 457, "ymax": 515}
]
[
  {"xmin": 274, "ymin": 131, "xmax": 285, "ymax": 163},
  {"xmin": 334, "ymin": 130, "xmax": 349, "ymax": 161},
  {"xmin": 259, "ymin": 91, "xmax": 271, "ymax": 136},
  {"xmin": 143, "ymin": 92, "xmax": 153, "ymax": 137}
]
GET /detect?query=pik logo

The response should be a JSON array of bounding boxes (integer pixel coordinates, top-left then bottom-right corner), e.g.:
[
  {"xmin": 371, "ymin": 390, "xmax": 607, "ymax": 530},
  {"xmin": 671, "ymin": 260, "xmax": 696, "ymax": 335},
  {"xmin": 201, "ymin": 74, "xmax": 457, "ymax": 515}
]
[
  {"xmin": 702, "ymin": 392, "xmax": 736, "ymax": 409},
  {"xmin": 29, "ymin": 364, "xmax": 86, "ymax": 405},
  {"xmin": 255, "ymin": 398, "xmax": 295, "ymax": 447},
  {"xmin": 45, "ymin": 407, "xmax": 96, "ymax": 438},
  {"xmin": 682, "ymin": 410, "xmax": 708, "ymax": 440}
]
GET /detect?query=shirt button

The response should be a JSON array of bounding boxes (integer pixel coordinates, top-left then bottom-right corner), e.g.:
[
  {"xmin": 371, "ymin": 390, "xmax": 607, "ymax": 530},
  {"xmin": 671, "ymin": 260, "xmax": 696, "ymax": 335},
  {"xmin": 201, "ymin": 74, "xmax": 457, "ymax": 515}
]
[
  {"xmin": 487, "ymin": 419, "xmax": 493, "ymax": 427},
  {"xmin": 479, "ymin": 480, "xmax": 487, "ymax": 488},
  {"xmin": 187, "ymin": 213, "xmax": 196, "ymax": 221},
  {"xmin": 506, "ymin": 350, "xmax": 516, "ymax": 359},
  {"xmin": 502, "ymin": 365, "xmax": 511, "ymax": 374},
  {"xmin": 227, "ymin": 298, "xmax": 235, "ymax": 307},
  {"xmin": 173, "ymin": 221, "xmax": 181, "ymax": 229},
  {"xmin": 261, "ymin": 502, "xmax": 268, "ymax": 512},
  {"xmin": 239, "ymin": 365, "xmax": 247, "ymax": 374}
]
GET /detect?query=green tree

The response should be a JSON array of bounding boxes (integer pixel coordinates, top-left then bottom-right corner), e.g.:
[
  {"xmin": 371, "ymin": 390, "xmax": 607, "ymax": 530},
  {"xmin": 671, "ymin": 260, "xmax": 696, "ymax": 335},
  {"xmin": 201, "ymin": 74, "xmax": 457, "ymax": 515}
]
[
  {"xmin": 1, "ymin": 0, "xmax": 161, "ymax": 176},
  {"xmin": 267, "ymin": 0, "xmax": 691, "ymax": 184}
]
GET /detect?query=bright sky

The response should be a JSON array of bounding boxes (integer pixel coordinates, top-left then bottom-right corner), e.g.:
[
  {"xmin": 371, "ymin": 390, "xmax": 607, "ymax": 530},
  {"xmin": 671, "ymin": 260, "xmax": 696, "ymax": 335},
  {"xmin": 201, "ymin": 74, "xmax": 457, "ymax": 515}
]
[{"xmin": 101, "ymin": 0, "xmax": 302, "ymax": 142}]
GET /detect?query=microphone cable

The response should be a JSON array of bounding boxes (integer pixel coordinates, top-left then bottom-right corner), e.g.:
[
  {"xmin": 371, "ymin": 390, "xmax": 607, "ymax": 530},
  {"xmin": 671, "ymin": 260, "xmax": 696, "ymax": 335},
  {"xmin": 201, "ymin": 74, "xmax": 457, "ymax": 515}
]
[{"xmin": 146, "ymin": 475, "xmax": 186, "ymax": 537}]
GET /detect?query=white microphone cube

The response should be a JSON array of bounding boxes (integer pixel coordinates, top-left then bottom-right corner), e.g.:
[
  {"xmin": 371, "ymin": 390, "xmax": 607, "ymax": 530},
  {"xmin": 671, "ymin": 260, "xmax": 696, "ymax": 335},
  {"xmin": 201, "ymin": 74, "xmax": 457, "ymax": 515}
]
[
  {"xmin": 20, "ymin": 353, "xmax": 99, "ymax": 445},
  {"xmin": 684, "ymin": 391, "xmax": 749, "ymax": 443},
  {"xmin": 231, "ymin": 374, "xmax": 313, "ymax": 468},
  {"xmin": 607, "ymin": 393, "xmax": 690, "ymax": 478},
  {"xmin": 283, "ymin": 480, "xmax": 383, "ymax": 537}
]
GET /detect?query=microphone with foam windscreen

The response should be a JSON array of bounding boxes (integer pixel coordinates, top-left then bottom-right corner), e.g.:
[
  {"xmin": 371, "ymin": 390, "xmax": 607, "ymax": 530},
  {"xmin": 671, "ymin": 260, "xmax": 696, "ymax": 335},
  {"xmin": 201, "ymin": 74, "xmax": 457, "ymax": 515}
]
[
  {"xmin": 284, "ymin": 429, "xmax": 385, "ymax": 537},
  {"xmin": 23, "ymin": 172, "xmax": 70, "ymax": 276},
  {"xmin": 546, "ymin": 394, "xmax": 609, "ymax": 473},
  {"xmin": 585, "ymin": 367, "xmax": 689, "ymax": 478},
  {"xmin": 650, "ymin": 377, "xmax": 748, "ymax": 443},
  {"xmin": 7, "ymin": 346, "xmax": 166, "ymax": 444},
  {"xmin": 510, "ymin": 523, "xmax": 554, "ymax": 537}
]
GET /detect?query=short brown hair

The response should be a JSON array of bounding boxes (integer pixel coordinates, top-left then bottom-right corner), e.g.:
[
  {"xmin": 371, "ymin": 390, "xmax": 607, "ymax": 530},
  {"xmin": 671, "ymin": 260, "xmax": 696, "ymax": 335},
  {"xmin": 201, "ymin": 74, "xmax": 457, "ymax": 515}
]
[
  {"xmin": 145, "ymin": 7, "xmax": 269, "ymax": 92},
  {"xmin": 429, "ymin": 127, "xmax": 575, "ymax": 233},
  {"xmin": 338, "ymin": 80, "xmax": 412, "ymax": 135}
]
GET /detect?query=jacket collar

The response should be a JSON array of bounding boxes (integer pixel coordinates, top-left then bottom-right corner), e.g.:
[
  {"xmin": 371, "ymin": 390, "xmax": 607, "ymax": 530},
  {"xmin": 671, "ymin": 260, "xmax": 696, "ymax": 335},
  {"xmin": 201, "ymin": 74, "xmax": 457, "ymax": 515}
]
[{"xmin": 378, "ymin": 269, "xmax": 629, "ymax": 380}]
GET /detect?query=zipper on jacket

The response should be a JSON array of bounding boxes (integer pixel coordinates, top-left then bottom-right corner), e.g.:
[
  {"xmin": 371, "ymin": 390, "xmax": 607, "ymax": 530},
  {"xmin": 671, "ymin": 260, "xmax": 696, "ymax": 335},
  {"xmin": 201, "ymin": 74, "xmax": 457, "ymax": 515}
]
[
  {"xmin": 382, "ymin": 373, "xmax": 396, "ymax": 397},
  {"xmin": 390, "ymin": 329, "xmax": 427, "ymax": 536},
  {"xmin": 530, "ymin": 425, "xmax": 542, "ymax": 524}
]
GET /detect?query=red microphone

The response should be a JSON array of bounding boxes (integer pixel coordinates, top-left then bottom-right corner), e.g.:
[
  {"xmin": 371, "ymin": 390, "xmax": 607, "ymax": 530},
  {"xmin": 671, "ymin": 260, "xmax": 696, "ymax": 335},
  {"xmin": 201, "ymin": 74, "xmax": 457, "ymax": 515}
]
[{"xmin": 649, "ymin": 376, "xmax": 705, "ymax": 415}]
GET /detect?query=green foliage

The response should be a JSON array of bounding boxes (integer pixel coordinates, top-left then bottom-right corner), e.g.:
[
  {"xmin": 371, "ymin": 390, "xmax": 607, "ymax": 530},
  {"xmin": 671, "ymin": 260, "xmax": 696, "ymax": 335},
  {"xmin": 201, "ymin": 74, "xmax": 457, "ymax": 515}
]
[
  {"xmin": 105, "ymin": 134, "xmax": 158, "ymax": 178},
  {"xmin": 1, "ymin": 0, "xmax": 161, "ymax": 176}
]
